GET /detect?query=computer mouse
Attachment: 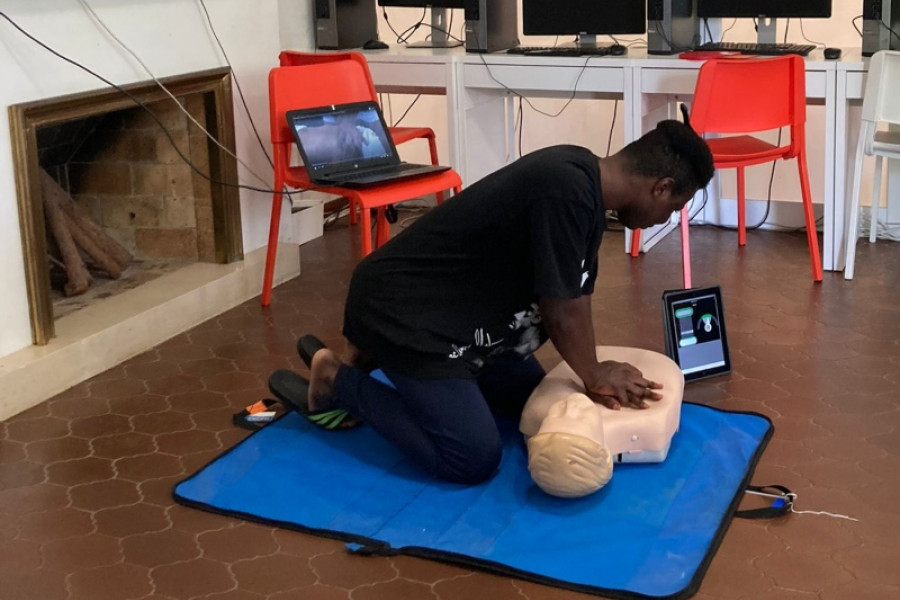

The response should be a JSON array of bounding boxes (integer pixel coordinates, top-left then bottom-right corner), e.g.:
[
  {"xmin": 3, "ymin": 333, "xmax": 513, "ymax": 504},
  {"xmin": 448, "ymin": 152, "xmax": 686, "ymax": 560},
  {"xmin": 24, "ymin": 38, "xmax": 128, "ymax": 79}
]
[
  {"xmin": 824, "ymin": 47, "xmax": 842, "ymax": 60},
  {"xmin": 363, "ymin": 39, "xmax": 389, "ymax": 51},
  {"xmin": 609, "ymin": 44, "xmax": 627, "ymax": 56}
]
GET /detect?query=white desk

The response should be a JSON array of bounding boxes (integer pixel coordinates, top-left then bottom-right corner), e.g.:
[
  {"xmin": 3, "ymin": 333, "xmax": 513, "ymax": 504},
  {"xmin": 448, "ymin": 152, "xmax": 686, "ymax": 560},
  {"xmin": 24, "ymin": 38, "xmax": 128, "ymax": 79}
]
[
  {"xmin": 364, "ymin": 47, "xmax": 463, "ymax": 171},
  {"xmin": 364, "ymin": 46, "xmax": 857, "ymax": 271}
]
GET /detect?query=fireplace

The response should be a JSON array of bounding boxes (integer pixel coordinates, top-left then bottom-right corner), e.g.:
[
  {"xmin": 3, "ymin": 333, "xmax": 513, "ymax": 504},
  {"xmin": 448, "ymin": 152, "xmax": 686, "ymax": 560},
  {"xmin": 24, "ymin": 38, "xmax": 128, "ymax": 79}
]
[{"xmin": 9, "ymin": 67, "xmax": 243, "ymax": 345}]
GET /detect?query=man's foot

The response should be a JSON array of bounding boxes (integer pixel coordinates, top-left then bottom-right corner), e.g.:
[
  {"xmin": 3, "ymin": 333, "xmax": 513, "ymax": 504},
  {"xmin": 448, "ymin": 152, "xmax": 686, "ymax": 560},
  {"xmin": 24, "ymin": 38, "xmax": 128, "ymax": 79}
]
[
  {"xmin": 308, "ymin": 347, "xmax": 344, "ymax": 414},
  {"xmin": 298, "ymin": 335, "xmax": 375, "ymax": 374},
  {"xmin": 297, "ymin": 334, "xmax": 326, "ymax": 369},
  {"xmin": 267, "ymin": 369, "xmax": 359, "ymax": 431}
]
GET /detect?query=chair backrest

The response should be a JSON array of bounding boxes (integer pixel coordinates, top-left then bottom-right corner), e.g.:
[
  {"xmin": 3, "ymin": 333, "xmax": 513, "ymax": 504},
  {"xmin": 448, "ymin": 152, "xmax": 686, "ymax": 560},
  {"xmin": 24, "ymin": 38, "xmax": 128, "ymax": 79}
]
[
  {"xmin": 278, "ymin": 50, "xmax": 380, "ymax": 101},
  {"xmin": 269, "ymin": 56, "xmax": 378, "ymax": 148},
  {"xmin": 689, "ymin": 55, "xmax": 806, "ymax": 156},
  {"xmin": 861, "ymin": 50, "xmax": 900, "ymax": 126}
]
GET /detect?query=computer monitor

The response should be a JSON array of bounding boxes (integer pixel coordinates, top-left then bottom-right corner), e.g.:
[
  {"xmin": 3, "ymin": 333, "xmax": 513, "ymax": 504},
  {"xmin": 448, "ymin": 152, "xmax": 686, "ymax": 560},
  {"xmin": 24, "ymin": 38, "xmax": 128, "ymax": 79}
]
[
  {"xmin": 697, "ymin": 0, "xmax": 832, "ymax": 44},
  {"xmin": 521, "ymin": 0, "xmax": 646, "ymax": 48},
  {"xmin": 377, "ymin": 0, "xmax": 465, "ymax": 48},
  {"xmin": 696, "ymin": 0, "xmax": 832, "ymax": 19}
]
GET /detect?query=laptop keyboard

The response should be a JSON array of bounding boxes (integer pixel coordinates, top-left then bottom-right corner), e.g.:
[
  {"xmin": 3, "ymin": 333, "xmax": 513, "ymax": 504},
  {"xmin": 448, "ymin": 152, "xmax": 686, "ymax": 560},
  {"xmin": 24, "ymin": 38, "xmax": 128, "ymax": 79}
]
[{"xmin": 337, "ymin": 162, "xmax": 429, "ymax": 182}]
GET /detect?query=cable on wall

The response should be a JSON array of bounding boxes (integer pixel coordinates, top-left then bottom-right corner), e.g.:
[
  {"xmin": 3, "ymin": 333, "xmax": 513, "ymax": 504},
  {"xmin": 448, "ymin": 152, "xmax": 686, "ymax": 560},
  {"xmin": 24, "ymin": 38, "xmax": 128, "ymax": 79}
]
[
  {"xmin": 0, "ymin": 9, "xmax": 304, "ymax": 197},
  {"xmin": 77, "ymin": 0, "xmax": 271, "ymax": 189}
]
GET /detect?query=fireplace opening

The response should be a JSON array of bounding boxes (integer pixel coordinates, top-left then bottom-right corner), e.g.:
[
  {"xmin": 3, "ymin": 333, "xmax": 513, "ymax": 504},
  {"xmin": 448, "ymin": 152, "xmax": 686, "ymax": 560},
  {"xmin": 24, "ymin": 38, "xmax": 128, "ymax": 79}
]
[
  {"xmin": 10, "ymin": 68, "xmax": 243, "ymax": 345},
  {"xmin": 39, "ymin": 96, "xmax": 217, "ymax": 318}
]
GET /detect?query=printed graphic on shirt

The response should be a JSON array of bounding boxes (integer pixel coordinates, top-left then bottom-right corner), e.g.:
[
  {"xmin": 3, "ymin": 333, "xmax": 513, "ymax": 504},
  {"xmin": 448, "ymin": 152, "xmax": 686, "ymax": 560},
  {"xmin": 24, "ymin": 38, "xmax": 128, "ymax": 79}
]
[
  {"xmin": 581, "ymin": 259, "xmax": 590, "ymax": 289},
  {"xmin": 448, "ymin": 303, "xmax": 544, "ymax": 362}
]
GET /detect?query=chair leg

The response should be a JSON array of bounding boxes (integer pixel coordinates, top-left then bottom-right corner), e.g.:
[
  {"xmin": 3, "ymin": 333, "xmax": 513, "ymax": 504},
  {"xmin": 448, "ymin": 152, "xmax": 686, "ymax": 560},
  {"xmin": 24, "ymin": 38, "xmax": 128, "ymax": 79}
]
[
  {"xmin": 375, "ymin": 207, "xmax": 390, "ymax": 248},
  {"xmin": 870, "ymin": 155, "xmax": 883, "ymax": 244},
  {"xmin": 737, "ymin": 167, "xmax": 747, "ymax": 246},
  {"xmin": 261, "ymin": 189, "xmax": 284, "ymax": 307},
  {"xmin": 427, "ymin": 134, "xmax": 445, "ymax": 204},
  {"xmin": 349, "ymin": 198, "xmax": 358, "ymax": 225},
  {"xmin": 359, "ymin": 204, "xmax": 373, "ymax": 256},
  {"xmin": 797, "ymin": 152, "xmax": 823, "ymax": 282},
  {"xmin": 844, "ymin": 130, "xmax": 868, "ymax": 280},
  {"xmin": 680, "ymin": 206, "xmax": 692, "ymax": 289},
  {"xmin": 629, "ymin": 229, "xmax": 642, "ymax": 257}
]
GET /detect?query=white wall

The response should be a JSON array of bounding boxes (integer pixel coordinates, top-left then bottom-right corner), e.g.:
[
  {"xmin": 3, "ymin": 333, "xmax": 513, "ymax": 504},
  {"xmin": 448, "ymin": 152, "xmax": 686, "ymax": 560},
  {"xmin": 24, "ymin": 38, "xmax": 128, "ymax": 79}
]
[
  {"xmin": 377, "ymin": 4, "xmax": 872, "ymax": 207},
  {"xmin": 0, "ymin": 2, "xmax": 876, "ymax": 359},
  {"xmin": 0, "ymin": 0, "xmax": 314, "ymax": 358}
]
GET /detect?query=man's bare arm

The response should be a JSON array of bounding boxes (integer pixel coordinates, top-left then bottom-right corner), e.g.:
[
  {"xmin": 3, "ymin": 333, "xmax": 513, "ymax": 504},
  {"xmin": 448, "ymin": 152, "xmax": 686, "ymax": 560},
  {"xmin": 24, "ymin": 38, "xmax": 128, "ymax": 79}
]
[{"xmin": 539, "ymin": 295, "xmax": 662, "ymax": 410}]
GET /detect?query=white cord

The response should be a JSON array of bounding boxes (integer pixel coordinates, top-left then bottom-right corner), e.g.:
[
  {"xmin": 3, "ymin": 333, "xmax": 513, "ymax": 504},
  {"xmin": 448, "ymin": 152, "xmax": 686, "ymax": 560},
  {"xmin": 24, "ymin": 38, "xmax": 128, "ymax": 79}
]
[
  {"xmin": 77, "ymin": 0, "xmax": 271, "ymax": 188},
  {"xmin": 745, "ymin": 490, "xmax": 859, "ymax": 522},
  {"xmin": 790, "ymin": 508, "xmax": 858, "ymax": 521}
]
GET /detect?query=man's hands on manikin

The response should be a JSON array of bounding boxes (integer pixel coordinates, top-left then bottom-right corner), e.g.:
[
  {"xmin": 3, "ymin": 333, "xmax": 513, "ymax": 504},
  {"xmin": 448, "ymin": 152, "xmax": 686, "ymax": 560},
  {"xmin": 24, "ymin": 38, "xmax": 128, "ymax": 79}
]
[
  {"xmin": 585, "ymin": 360, "xmax": 663, "ymax": 410},
  {"xmin": 538, "ymin": 295, "xmax": 663, "ymax": 411}
]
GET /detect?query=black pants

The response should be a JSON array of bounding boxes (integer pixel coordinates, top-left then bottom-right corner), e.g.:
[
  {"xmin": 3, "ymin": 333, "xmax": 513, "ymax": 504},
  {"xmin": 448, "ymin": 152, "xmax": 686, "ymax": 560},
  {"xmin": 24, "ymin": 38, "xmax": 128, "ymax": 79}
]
[{"xmin": 333, "ymin": 356, "xmax": 546, "ymax": 484}]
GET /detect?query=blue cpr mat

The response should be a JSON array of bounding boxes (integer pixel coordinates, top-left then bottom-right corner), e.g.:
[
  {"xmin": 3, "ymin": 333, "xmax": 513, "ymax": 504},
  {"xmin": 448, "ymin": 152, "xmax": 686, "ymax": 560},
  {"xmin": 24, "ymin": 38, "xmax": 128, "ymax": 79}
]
[{"xmin": 175, "ymin": 403, "xmax": 772, "ymax": 599}]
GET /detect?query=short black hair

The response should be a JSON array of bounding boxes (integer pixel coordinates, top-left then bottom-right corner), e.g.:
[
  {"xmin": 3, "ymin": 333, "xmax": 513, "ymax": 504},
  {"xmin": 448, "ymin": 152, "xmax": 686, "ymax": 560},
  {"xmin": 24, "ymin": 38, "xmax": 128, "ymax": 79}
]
[{"xmin": 619, "ymin": 117, "xmax": 714, "ymax": 196}]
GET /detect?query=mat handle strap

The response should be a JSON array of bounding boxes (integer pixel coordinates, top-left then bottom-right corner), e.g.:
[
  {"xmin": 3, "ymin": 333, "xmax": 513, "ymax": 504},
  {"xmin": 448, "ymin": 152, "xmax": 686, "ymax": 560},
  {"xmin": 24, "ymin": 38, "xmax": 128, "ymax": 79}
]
[
  {"xmin": 347, "ymin": 541, "xmax": 394, "ymax": 556},
  {"xmin": 735, "ymin": 484, "xmax": 794, "ymax": 519}
]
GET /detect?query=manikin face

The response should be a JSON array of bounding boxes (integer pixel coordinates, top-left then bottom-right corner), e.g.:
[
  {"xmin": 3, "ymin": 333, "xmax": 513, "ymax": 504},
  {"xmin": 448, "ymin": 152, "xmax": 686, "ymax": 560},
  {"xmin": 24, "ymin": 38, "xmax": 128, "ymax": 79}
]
[
  {"xmin": 527, "ymin": 393, "xmax": 613, "ymax": 498},
  {"xmin": 535, "ymin": 393, "xmax": 605, "ymax": 446}
]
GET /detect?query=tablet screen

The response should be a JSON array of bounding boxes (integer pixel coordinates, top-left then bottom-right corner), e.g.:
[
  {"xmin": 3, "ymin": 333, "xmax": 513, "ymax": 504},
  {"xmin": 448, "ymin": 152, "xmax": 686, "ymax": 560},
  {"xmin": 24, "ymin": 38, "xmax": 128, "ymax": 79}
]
[{"xmin": 662, "ymin": 286, "xmax": 731, "ymax": 382}]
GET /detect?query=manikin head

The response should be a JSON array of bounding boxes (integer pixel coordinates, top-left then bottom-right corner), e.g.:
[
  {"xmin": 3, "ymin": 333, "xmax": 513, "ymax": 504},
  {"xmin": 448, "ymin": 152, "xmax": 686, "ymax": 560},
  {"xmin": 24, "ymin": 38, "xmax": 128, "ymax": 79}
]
[{"xmin": 526, "ymin": 393, "xmax": 612, "ymax": 499}]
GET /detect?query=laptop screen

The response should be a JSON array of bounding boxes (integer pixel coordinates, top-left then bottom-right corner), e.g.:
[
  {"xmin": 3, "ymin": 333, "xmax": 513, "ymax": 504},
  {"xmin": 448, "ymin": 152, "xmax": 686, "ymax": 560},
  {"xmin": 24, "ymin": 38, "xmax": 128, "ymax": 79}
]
[{"xmin": 287, "ymin": 102, "xmax": 397, "ymax": 177}]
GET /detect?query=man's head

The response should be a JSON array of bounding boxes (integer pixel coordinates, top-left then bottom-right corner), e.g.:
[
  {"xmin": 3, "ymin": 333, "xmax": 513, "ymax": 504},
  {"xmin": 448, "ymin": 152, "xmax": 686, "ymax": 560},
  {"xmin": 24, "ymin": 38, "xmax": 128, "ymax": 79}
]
[{"xmin": 608, "ymin": 117, "xmax": 714, "ymax": 230}]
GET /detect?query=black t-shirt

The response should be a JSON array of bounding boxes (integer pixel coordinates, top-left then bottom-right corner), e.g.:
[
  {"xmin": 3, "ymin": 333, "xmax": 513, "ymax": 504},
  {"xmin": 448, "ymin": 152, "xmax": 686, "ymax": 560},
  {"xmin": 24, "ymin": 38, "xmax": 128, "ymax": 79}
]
[{"xmin": 343, "ymin": 145, "xmax": 606, "ymax": 378}]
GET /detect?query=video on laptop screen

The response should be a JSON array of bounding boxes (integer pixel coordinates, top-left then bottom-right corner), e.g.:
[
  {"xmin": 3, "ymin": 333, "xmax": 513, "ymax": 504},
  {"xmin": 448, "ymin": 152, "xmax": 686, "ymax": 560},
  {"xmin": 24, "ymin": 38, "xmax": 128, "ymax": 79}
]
[{"xmin": 290, "ymin": 104, "xmax": 393, "ymax": 170}]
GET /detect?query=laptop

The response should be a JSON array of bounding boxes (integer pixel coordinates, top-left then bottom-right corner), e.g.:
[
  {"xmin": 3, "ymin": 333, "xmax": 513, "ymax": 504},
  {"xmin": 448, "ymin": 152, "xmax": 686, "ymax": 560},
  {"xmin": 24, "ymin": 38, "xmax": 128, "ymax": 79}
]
[{"xmin": 286, "ymin": 101, "xmax": 451, "ymax": 186}]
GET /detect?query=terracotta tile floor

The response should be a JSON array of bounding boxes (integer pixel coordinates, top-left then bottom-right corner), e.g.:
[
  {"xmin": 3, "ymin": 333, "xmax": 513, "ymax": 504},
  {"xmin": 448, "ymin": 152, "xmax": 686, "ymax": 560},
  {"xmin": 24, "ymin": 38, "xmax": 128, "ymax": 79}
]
[{"xmin": 2, "ymin": 215, "xmax": 899, "ymax": 600}]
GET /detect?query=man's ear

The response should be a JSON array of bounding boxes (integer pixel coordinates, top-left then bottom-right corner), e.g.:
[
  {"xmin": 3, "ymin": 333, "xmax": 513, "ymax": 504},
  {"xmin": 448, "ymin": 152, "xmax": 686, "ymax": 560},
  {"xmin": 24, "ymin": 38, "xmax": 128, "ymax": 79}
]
[{"xmin": 653, "ymin": 177, "xmax": 675, "ymax": 197}]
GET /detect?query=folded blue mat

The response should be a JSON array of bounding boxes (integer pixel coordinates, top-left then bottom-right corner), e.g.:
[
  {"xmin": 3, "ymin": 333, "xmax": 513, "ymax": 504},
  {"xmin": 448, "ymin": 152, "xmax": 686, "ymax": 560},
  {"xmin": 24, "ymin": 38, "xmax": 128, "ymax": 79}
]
[{"xmin": 175, "ymin": 403, "xmax": 772, "ymax": 599}]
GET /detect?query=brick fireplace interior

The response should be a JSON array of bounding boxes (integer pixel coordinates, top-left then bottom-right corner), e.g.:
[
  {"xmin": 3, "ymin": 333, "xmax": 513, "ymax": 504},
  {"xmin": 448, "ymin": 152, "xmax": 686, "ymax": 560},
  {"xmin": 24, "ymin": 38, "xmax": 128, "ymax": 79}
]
[
  {"xmin": 41, "ymin": 95, "xmax": 218, "ymax": 318},
  {"xmin": 10, "ymin": 67, "xmax": 243, "ymax": 345}
]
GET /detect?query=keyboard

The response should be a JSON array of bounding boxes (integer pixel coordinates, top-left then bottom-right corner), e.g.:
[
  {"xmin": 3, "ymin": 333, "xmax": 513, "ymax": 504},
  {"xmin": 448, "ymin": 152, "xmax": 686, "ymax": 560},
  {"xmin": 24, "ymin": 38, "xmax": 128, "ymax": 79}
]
[
  {"xmin": 694, "ymin": 42, "xmax": 816, "ymax": 56},
  {"xmin": 506, "ymin": 45, "xmax": 615, "ymax": 57}
]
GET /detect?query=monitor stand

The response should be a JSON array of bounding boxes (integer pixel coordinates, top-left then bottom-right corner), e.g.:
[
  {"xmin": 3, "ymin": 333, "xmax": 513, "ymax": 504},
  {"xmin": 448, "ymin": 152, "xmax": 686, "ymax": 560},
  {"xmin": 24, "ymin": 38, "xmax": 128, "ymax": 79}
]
[
  {"xmin": 756, "ymin": 18, "xmax": 777, "ymax": 45},
  {"xmin": 406, "ymin": 8, "xmax": 463, "ymax": 48},
  {"xmin": 573, "ymin": 34, "xmax": 613, "ymax": 50}
]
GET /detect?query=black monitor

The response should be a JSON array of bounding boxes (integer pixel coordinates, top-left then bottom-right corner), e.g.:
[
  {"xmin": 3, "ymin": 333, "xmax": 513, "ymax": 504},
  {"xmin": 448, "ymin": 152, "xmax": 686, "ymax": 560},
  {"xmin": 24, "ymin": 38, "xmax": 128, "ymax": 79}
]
[
  {"xmin": 377, "ymin": 0, "xmax": 465, "ymax": 48},
  {"xmin": 522, "ymin": 0, "xmax": 646, "ymax": 47},
  {"xmin": 696, "ymin": 0, "xmax": 832, "ymax": 19},
  {"xmin": 697, "ymin": 0, "xmax": 831, "ymax": 44}
]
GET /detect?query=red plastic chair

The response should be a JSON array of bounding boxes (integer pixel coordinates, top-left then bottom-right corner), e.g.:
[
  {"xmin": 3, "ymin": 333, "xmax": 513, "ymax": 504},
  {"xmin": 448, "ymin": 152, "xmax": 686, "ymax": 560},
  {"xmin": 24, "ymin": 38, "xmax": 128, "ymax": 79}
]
[
  {"xmin": 278, "ymin": 51, "xmax": 445, "ymax": 223},
  {"xmin": 262, "ymin": 60, "xmax": 462, "ymax": 307},
  {"xmin": 630, "ymin": 55, "xmax": 823, "ymax": 284}
]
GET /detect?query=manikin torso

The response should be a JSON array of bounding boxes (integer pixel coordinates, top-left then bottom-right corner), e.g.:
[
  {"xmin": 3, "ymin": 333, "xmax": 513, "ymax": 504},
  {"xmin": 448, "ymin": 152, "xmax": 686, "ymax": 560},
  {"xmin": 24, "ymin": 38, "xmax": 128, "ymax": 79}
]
[
  {"xmin": 521, "ymin": 346, "xmax": 684, "ymax": 462},
  {"xmin": 521, "ymin": 347, "xmax": 684, "ymax": 498}
]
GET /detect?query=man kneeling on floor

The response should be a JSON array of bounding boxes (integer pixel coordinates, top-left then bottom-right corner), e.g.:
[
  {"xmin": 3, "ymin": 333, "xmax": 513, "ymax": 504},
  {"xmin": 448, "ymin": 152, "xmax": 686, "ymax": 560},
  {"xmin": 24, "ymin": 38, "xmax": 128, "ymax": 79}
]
[{"xmin": 275, "ymin": 115, "xmax": 713, "ymax": 485}]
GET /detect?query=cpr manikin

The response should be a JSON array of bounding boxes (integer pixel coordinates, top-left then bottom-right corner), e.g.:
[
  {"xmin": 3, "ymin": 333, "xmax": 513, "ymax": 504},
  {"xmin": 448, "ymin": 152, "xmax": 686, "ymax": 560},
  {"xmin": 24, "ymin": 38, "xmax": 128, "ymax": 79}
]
[{"xmin": 521, "ymin": 346, "xmax": 685, "ymax": 498}]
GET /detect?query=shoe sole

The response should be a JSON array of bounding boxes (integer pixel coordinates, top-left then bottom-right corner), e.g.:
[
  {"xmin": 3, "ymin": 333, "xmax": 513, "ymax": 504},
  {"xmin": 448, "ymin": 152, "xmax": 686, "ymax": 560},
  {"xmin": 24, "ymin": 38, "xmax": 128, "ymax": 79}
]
[{"xmin": 297, "ymin": 334, "xmax": 326, "ymax": 368}]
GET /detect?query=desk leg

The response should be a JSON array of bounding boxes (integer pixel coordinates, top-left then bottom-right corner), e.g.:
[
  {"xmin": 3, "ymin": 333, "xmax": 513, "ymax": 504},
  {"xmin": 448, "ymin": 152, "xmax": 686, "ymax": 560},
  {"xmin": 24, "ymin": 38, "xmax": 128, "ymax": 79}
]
[
  {"xmin": 888, "ymin": 125, "xmax": 900, "ymax": 225},
  {"xmin": 832, "ymin": 71, "xmax": 849, "ymax": 272},
  {"xmin": 824, "ymin": 69, "xmax": 839, "ymax": 272},
  {"xmin": 458, "ymin": 85, "xmax": 512, "ymax": 186},
  {"xmin": 628, "ymin": 93, "xmax": 680, "ymax": 254}
]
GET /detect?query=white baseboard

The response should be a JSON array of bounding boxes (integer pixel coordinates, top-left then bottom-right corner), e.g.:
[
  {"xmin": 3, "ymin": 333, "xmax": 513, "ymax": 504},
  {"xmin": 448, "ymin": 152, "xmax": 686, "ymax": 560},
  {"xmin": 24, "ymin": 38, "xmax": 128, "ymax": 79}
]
[
  {"xmin": 693, "ymin": 197, "xmax": 825, "ymax": 231},
  {"xmin": 290, "ymin": 202, "xmax": 325, "ymax": 245},
  {"xmin": 0, "ymin": 243, "xmax": 300, "ymax": 422}
]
